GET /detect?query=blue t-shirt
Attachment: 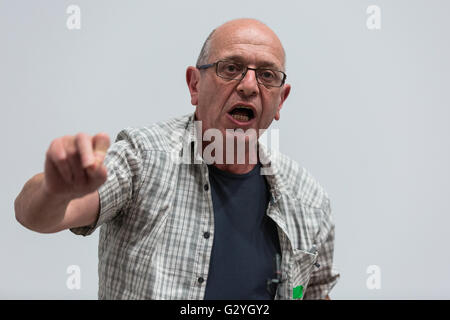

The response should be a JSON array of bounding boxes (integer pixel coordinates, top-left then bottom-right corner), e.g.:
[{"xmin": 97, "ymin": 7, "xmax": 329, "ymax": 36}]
[{"xmin": 204, "ymin": 163, "xmax": 281, "ymax": 300}]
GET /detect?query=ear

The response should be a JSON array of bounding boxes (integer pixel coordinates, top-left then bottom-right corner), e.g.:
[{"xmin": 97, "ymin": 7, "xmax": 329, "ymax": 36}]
[
  {"xmin": 274, "ymin": 83, "xmax": 291, "ymax": 121},
  {"xmin": 186, "ymin": 66, "xmax": 200, "ymax": 106}
]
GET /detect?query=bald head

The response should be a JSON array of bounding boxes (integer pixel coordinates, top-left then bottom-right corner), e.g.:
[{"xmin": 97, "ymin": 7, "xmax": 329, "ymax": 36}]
[{"xmin": 196, "ymin": 18, "xmax": 286, "ymax": 71}]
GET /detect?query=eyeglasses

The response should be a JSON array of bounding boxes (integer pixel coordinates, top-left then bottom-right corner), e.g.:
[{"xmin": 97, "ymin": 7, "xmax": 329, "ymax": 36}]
[{"xmin": 196, "ymin": 60, "xmax": 287, "ymax": 87}]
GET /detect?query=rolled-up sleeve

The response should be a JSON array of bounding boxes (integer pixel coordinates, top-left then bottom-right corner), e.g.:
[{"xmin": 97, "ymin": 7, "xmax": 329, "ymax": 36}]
[
  {"xmin": 304, "ymin": 197, "xmax": 340, "ymax": 299},
  {"xmin": 70, "ymin": 129, "xmax": 144, "ymax": 236}
]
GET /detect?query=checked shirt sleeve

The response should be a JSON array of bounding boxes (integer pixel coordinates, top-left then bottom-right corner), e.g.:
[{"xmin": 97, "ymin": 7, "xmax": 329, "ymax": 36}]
[
  {"xmin": 303, "ymin": 197, "xmax": 340, "ymax": 299},
  {"xmin": 70, "ymin": 129, "xmax": 144, "ymax": 236}
]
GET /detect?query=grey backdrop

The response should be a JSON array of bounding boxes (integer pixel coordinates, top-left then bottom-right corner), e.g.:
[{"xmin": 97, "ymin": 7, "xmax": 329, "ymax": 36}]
[{"xmin": 1, "ymin": 0, "xmax": 449, "ymax": 299}]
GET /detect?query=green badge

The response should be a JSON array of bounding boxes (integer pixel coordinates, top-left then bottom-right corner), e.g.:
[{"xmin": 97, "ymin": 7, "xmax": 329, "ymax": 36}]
[{"xmin": 293, "ymin": 285, "xmax": 304, "ymax": 299}]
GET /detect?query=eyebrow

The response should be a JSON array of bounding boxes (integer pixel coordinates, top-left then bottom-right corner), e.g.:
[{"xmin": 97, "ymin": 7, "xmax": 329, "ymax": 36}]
[{"xmin": 220, "ymin": 55, "xmax": 282, "ymax": 71}]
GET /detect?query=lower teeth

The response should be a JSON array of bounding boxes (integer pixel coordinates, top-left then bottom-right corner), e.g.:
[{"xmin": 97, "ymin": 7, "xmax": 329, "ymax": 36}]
[{"xmin": 231, "ymin": 114, "xmax": 250, "ymax": 122}]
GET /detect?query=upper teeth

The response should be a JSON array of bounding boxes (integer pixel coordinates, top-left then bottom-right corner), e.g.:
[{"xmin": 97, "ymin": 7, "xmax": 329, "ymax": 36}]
[{"xmin": 236, "ymin": 106, "xmax": 251, "ymax": 110}]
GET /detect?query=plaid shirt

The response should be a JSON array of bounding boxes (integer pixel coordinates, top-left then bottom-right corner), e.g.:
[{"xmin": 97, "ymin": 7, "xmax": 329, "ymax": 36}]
[{"xmin": 70, "ymin": 112, "xmax": 340, "ymax": 300}]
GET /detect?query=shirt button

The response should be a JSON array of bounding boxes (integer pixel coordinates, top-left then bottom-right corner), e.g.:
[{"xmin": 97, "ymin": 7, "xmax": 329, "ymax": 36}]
[
  {"xmin": 203, "ymin": 232, "xmax": 210, "ymax": 239},
  {"xmin": 198, "ymin": 277, "xmax": 204, "ymax": 284},
  {"xmin": 204, "ymin": 184, "xmax": 209, "ymax": 191}
]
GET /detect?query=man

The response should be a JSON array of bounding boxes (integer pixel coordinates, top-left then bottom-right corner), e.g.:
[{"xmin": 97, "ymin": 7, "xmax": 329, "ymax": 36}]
[{"xmin": 14, "ymin": 18, "xmax": 339, "ymax": 300}]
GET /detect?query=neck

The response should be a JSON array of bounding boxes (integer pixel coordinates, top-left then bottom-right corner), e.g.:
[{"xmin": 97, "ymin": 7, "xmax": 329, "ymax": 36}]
[
  {"xmin": 201, "ymin": 139, "xmax": 259, "ymax": 174},
  {"xmin": 213, "ymin": 162, "xmax": 257, "ymax": 175}
]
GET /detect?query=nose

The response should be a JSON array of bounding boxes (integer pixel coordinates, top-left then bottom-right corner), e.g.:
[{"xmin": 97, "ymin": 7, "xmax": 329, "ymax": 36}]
[{"xmin": 236, "ymin": 68, "xmax": 259, "ymax": 98}]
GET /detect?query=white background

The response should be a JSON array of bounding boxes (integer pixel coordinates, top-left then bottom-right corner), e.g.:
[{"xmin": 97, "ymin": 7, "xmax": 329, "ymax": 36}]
[{"xmin": 1, "ymin": 0, "xmax": 449, "ymax": 299}]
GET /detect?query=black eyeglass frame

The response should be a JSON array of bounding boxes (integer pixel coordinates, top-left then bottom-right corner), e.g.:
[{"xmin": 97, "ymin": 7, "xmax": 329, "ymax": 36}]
[{"xmin": 196, "ymin": 60, "xmax": 287, "ymax": 87}]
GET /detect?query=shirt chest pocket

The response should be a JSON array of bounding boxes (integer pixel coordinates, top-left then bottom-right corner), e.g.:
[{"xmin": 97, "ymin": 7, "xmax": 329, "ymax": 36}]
[{"xmin": 289, "ymin": 249, "xmax": 319, "ymax": 299}]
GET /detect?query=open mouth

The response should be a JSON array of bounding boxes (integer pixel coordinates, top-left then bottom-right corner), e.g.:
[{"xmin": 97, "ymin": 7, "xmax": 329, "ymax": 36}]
[{"xmin": 227, "ymin": 106, "xmax": 255, "ymax": 122}]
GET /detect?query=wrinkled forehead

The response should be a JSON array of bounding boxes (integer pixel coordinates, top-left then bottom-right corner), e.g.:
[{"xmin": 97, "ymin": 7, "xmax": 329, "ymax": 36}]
[{"xmin": 209, "ymin": 24, "xmax": 286, "ymax": 71}]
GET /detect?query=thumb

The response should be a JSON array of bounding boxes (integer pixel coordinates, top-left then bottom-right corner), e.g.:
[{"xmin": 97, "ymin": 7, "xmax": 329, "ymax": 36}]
[
  {"xmin": 93, "ymin": 132, "xmax": 110, "ymax": 153},
  {"xmin": 93, "ymin": 132, "xmax": 110, "ymax": 167}
]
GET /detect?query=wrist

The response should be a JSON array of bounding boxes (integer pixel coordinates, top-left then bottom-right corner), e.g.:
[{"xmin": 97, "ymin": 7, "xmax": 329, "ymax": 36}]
[{"xmin": 40, "ymin": 176, "xmax": 74, "ymax": 206}]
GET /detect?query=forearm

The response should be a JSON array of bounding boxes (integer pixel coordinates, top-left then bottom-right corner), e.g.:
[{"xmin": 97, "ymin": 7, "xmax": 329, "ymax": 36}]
[{"xmin": 15, "ymin": 173, "xmax": 71, "ymax": 233}]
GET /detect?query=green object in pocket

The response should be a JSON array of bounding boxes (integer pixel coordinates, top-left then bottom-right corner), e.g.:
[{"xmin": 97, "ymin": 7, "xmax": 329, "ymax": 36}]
[{"xmin": 293, "ymin": 285, "xmax": 304, "ymax": 299}]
